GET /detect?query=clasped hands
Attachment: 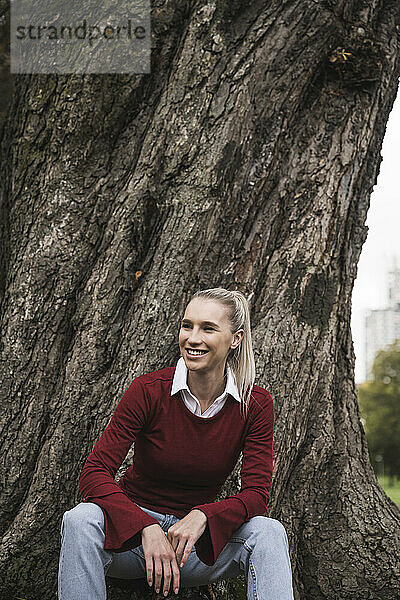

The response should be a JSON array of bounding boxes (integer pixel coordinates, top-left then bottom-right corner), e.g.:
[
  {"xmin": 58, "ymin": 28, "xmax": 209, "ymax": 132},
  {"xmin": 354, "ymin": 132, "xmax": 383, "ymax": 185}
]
[{"xmin": 141, "ymin": 509, "xmax": 207, "ymax": 596}]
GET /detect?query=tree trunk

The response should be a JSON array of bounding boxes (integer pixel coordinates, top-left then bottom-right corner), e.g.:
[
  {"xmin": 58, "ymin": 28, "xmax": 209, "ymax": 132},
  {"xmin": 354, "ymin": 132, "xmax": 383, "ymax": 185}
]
[
  {"xmin": 1, "ymin": 1, "xmax": 399, "ymax": 598},
  {"xmin": 0, "ymin": 1, "xmax": 14, "ymax": 131}
]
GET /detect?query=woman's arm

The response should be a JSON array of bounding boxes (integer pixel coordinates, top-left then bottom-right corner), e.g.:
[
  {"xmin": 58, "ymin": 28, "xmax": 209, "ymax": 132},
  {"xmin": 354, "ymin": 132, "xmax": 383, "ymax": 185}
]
[
  {"xmin": 79, "ymin": 377, "xmax": 160, "ymax": 553},
  {"xmin": 191, "ymin": 390, "xmax": 274, "ymax": 565}
]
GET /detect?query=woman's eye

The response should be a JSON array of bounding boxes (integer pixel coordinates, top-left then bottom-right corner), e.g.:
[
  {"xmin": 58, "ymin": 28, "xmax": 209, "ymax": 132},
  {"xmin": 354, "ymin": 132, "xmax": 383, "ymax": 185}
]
[{"xmin": 181, "ymin": 324, "xmax": 213, "ymax": 331}]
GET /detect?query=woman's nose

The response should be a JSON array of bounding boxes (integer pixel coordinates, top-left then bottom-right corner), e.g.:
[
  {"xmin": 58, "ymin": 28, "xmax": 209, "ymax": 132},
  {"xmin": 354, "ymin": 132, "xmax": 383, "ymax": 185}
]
[{"xmin": 188, "ymin": 328, "xmax": 202, "ymax": 343}]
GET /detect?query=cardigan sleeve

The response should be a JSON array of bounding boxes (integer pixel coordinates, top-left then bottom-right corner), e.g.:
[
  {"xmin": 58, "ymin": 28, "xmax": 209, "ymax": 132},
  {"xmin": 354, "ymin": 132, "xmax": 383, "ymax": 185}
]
[
  {"xmin": 191, "ymin": 392, "xmax": 274, "ymax": 566},
  {"xmin": 79, "ymin": 378, "xmax": 160, "ymax": 553}
]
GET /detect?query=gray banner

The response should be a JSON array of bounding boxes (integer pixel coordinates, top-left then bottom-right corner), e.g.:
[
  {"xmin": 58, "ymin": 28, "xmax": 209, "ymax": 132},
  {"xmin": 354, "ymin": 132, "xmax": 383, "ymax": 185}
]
[{"xmin": 11, "ymin": 0, "xmax": 151, "ymax": 73}]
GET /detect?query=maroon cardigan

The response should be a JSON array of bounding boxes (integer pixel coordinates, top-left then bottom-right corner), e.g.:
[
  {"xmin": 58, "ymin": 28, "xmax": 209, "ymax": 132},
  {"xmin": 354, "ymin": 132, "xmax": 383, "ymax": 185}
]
[{"xmin": 79, "ymin": 366, "xmax": 274, "ymax": 566}]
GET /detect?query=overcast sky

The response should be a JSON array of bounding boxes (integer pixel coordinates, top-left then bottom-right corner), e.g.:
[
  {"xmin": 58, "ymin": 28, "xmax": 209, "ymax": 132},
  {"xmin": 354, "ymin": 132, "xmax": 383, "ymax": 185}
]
[{"xmin": 351, "ymin": 85, "xmax": 400, "ymax": 383}]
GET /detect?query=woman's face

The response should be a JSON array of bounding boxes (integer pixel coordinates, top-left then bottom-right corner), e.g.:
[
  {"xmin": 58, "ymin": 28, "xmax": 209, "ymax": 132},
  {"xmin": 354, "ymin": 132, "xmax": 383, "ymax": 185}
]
[{"xmin": 179, "ymin": 298, "xmax": 243, "ymax": 374}]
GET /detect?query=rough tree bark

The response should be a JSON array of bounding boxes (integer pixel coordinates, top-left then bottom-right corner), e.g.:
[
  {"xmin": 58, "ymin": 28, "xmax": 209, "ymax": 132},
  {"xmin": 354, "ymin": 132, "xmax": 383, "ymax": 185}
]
[
  {"xmin": 0, "ymin": 1, "xmax": 399, "ymax": 599},
  {"xmin": 0, "ymin": 2, "xmax": 14, "ymax": 130}
]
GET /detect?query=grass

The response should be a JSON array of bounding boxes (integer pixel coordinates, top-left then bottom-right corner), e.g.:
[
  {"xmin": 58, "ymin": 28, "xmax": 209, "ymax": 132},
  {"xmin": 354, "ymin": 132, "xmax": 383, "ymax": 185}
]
[{"xmin": 377, "ymin": 475, "xmax": 400, "ymax": 506}]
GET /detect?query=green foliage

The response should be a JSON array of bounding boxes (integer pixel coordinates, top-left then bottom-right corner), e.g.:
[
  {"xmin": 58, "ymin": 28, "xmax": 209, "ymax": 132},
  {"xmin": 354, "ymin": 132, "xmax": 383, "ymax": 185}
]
[
  {"xmin": 378, "ymin": 476, "xmax": 400, "ymax": 507},
  {"xmin": 371, "ymin": 340, "xmax": 400, "ymax": 384},
  {"xmin": 358, "ymin": 340, "xmax": 400, "ymax": 479},
  {"xmin": 227, "ymin": 576, "xmax": 247, "ymax": 600}
]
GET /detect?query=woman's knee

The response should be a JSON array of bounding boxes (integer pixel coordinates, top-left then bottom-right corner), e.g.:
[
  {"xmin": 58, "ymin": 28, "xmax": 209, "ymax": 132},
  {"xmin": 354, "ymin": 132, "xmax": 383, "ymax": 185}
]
[
  {"xmin": 247, "ymin": 516, "xmax": 288, "ymax": 543},
  {"xmin": 61, "ymin": 502, "xmax": 104, "ymax": 533}
]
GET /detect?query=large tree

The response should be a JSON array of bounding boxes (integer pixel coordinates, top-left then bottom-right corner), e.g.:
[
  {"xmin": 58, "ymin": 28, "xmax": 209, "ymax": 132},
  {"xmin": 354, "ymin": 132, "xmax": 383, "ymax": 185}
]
[{"xmin": 1, "ymin": 1, "xmax": 400, "ymax": 599}]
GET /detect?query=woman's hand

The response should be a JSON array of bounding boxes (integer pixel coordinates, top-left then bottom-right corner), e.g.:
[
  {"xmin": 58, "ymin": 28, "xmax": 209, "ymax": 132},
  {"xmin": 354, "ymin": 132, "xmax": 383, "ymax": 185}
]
[
  {"xmin": 167, "ymin": 509, "xmax": 207, "ymax": 568},
  {"xmin": 141, "ymin": 523, "xmax": 181, "ymax": 596}
]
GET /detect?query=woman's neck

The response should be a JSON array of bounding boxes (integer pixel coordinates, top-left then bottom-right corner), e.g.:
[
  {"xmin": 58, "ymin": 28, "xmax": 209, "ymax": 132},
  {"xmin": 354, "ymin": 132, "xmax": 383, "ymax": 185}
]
[{"xmin": 187, "ymin": 365, "xmax": 227, "ymax": 410}]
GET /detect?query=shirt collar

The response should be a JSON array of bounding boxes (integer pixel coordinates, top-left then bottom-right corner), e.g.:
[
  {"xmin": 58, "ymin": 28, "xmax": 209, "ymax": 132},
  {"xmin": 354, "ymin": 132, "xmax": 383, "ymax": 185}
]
[{"xmin": 171, "ymin": 356, "xmax": 241, "ymax": 403}]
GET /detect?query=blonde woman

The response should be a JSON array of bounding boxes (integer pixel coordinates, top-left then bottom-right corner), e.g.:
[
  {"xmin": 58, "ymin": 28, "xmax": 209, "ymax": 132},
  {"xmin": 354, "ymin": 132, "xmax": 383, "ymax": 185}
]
[{"xmin": 58, "ymin": 288, "xmax": 294, "ymax": 599}]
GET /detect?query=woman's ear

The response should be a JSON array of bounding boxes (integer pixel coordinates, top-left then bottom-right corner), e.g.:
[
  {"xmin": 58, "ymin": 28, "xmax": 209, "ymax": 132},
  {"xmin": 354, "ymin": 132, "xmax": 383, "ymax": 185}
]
[{"xmin": 231, "ymin": 329, "xmax": 244, "ymax": 349}]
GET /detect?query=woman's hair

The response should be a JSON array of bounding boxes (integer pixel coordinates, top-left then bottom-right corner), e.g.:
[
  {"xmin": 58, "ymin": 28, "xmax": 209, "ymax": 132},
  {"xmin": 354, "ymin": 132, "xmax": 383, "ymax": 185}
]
[{"xmin": 188, "ymin": 288, "xmax": 255, "ymax": 419}]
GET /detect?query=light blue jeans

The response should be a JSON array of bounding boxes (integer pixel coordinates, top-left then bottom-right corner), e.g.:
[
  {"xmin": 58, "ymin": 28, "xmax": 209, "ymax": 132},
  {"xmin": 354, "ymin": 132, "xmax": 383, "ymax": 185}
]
[{"xmin": 58, "ymin": 501, "xmax": 294, "ymax": 600}]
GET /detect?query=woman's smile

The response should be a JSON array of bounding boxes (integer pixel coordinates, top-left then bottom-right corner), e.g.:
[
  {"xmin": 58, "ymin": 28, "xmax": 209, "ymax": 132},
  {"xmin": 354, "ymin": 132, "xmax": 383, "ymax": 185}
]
[{"xmin": 186, "ymin": 348, "xmax": 209, "ymax": 358}]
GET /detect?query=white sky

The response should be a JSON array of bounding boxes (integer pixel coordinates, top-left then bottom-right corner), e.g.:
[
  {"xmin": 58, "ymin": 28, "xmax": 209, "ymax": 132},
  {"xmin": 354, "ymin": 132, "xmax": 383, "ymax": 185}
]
[{"xmin": 351, "ymin": 84, "xmax": 400, "ymax": 383}]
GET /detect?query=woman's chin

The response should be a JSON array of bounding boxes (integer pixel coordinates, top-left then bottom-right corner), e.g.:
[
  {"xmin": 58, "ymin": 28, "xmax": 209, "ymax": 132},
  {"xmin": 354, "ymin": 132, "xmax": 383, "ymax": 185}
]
[{"xmin": 183, "ymin": 356, "xmax": 208, "ymax": 370}]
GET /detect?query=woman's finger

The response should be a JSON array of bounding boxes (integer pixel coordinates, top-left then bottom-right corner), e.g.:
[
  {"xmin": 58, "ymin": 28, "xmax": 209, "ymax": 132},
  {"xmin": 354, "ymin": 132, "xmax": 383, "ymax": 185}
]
[
  {"xmin": 154, "ymin": 556, "xmax": 163, "ymax": 594},
  {"xmin": 171, "ymin": 555, "xmax": 180, "ymax": 594},
  {"xmin": 175, "ymin": 538, "xmax": 187, "ymax": 566},
  {"xmin": 145, "ymin": 553, "xmax": 153, "ymax": 587},
  {"xmin": 179, "ymin": 538, "xmax": 194, "ymax": 568},
  {"xmin": 167, "ymin": 529, "xmax": 178, "ymax": 552},
  {"xmin": 162, "ymin": 557, "xmax": 172, "ymax": 596}
]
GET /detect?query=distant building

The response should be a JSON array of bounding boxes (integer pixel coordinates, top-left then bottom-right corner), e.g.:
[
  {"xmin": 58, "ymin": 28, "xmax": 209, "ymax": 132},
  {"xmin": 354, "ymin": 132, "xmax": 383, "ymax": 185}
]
[
  {"xmin": 388, "ymin": 268, "xmax": 400, "ymax": 306},
  {"xmin": 365, "ymin": 267, "xmax": 400, "ymax": 380}
]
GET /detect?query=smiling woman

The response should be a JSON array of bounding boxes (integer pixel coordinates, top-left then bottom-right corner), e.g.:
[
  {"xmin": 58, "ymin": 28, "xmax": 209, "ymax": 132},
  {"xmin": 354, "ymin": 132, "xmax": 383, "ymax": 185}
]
[
  {"xmin": 58, "ymin": 288, "xmax": 295, "ymax": 600},
  {"xmin": 178, "ymin": 289, "xmax": 256, "ymax": 419},
  {"xmin": 179, "ymin": 296, "xmax": 245, "ymax": 413}
]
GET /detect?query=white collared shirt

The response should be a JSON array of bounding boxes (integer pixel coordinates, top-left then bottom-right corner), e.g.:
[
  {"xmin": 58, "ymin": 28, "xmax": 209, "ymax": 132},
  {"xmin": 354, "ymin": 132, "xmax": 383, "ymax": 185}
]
[{"xmin": 171, "ymin": 356, "xmax": 241, "ymax": 418}]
